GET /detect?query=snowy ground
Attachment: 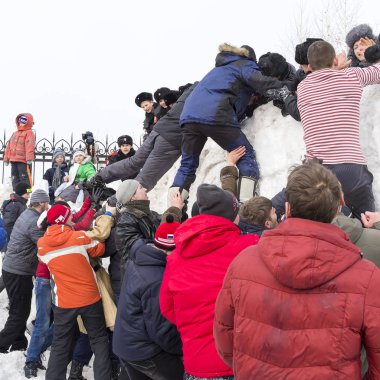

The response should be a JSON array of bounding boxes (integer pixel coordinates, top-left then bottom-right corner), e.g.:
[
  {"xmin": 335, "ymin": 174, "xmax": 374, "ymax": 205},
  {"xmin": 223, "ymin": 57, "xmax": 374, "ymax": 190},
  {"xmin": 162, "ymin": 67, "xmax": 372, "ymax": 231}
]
[{"xmin": 1, "ymin": 85, "xmax": 380, "ymax": 378}]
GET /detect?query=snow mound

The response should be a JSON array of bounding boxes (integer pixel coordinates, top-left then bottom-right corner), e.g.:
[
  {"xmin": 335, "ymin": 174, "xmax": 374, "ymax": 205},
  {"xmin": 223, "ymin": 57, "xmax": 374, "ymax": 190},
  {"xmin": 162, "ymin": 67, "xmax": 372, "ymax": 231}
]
[{"xmin": 148, "ymin": 85, "xmax": 380, "ymax": 213}]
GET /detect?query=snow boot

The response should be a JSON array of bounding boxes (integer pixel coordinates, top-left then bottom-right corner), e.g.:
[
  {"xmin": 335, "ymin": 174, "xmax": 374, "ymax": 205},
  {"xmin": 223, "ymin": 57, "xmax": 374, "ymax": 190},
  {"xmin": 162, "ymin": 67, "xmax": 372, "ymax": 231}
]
[
  {"xmin": 68, "ymin": 360, "xmax": 87, "ymax": 380},
  {"xmin": 24, "ymin": 362, "xmax": 38, "ymax": 378},
  {"xmin": 237, "ymin": 176, "xmax": 259, "ymax": 202}
]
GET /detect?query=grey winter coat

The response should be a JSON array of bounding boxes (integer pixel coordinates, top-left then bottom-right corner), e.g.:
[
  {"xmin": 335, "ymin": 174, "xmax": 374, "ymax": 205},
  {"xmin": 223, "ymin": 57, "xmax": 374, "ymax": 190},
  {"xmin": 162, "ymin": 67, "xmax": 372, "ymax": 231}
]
[
  {"xmin": 332, "ymin": 213, "xmax": 380, "ymax": 267},
  {"xmin": 2, "ymin": 207, "xmax": 45, "ymax": 276}
]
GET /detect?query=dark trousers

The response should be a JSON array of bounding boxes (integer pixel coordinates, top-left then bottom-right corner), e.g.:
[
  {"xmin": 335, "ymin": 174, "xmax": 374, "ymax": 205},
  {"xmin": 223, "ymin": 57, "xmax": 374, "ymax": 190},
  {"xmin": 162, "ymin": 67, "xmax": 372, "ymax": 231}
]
[
  {"xmin": 11, "ymin": 161, "xmax": 32, "ymax": 190},
  {"xmin": 0, "ymin": 270, "xmax": 33, "ymax": 353},
  {"xmin": 100, "ymin": 130, "xmax": 181, "ymax": 192},
  {"xmin": 122, "ymin": 351, "xmax": 184, "ymax": 380},
  {"xmin": 272, "ymin": 164, "xmax": 374, "ymax": 220},
  {"xmin": 172, "ymin": 124, "xmax": 259, "ymax": 191},
  {"xmin": 46, "ymin": 300, "xmax": 111, "ymax": 380}
]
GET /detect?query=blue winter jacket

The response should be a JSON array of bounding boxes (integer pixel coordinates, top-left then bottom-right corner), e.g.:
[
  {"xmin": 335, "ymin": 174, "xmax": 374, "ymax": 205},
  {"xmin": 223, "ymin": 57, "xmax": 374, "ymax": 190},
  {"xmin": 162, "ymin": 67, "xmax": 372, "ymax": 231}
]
[
  {"xmin": 0, "ymin": 216, "xmax": 7, "ymax": 251},
  {"xmin": 113, "ymin": 239, "xmax": 182, "ymax": 362},
  {"xmin": 180, "ymin": 44, "xmax": 282, "ymax": 128}
]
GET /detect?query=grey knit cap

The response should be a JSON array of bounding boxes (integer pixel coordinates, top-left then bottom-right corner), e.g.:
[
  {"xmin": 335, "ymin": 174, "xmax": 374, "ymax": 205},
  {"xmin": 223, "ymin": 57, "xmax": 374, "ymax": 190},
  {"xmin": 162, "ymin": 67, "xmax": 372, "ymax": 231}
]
[
  {"xmin": 30, "ymin": 189, "xmax": 50, "ymax": 204},
  {"xmin": 116, "ymin": 180, "xmax": 140, "ymax": 205},
  {"xmin": 346, "ymin": 24, "xmax": 375, "ymax": 49},
  {"xmin": 52, "ymin": 148, "xmax": 65, "ymax": 162},
  {"xmin": 197, "ymin": 184, "xmax": 239, "ymax": 222}
]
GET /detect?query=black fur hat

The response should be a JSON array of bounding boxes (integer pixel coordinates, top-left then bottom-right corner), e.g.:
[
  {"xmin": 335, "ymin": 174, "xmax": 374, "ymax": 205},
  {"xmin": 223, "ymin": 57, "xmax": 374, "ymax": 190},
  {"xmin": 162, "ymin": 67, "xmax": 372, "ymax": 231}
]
[
  {"xmin": 135, "ymin": 92, "xmax": 153, "ymax": 107},
  {"xmin": 258, "ymin": 52, "xmax": 288, "ymax": 78},
  {"xmin": 153, "ymin": 87, "xmax": 170, "ymax": 103},
  {"xmin": 346, "ymin": 24, "xmax": 375, "ymax": 49},
  {"xmin": 163, "ymin": 91, "xmax": 180, "ymax": 106},
  {"xmin": 295, "ymin": 38, "xmax": 323, "ymax": 65},
  {"xmin": 241, "ymin": 45, "xmax": 256, "ymax": 62},
  {"xmin": 117, "ymin": 135, "xmax": 133, "ymax": 147}
]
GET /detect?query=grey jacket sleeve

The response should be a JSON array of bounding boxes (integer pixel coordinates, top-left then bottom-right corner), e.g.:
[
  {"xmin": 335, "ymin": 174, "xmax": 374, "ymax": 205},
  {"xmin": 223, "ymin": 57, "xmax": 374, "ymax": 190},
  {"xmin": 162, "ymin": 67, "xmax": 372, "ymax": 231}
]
[
  {"xmin": 284, "ymin": 95, "xmax": 301, "ymax": 122},
  {"xmin": 29, "ymin": 219, "xmax": 45, "ymax": 243},
  {"xmin": 244, "ymin": 69, "xmax": 283, "ymax": 94}
]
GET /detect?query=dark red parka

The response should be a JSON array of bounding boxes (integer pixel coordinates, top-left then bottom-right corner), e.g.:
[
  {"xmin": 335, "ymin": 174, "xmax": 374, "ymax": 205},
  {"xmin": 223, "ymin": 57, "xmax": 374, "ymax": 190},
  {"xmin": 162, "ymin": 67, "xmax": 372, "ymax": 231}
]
[
  {"xmin": 160, "ymin": 214, "xmax": 259, "ymax": 378},
  {"xmin": 214, "ymin": 218, "xmax": 380, "ymax": 379}
]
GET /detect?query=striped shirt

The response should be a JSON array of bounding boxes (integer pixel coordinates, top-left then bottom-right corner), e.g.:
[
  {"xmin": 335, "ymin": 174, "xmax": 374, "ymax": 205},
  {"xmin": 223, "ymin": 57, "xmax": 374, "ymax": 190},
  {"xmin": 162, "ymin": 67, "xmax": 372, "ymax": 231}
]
[{"xmin": 297, "ymin": 64, "xmax": 380, "ymax": 164}]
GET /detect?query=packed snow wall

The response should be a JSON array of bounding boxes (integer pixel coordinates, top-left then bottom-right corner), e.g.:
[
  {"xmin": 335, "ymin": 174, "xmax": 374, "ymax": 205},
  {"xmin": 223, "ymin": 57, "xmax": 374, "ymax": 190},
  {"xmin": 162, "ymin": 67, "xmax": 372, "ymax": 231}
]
[{"xmin": 149, "ymin": 85, "xmax": 380, "ymax": 213}]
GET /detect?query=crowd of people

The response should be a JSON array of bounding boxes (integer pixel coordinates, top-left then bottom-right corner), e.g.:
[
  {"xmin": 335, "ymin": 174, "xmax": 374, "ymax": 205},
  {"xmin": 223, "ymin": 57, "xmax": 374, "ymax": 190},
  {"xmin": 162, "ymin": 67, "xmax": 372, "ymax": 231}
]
[{"xmin": 1, "ymin": 23, "xmax": 380, "ymax": 380}]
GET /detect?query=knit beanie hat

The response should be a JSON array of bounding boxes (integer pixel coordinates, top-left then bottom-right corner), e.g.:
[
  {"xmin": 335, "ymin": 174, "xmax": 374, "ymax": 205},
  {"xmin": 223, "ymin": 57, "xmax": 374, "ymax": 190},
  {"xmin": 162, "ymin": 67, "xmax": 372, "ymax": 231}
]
[
  {"xmin": 72, "ymin": 149, "xmax": 86, "ymax": 160},
  {"xmin": 295, "ymin": 38, "xmax": 324, "ymax": 65},
  {"xmin": 154, "ymin": 214, "xmax": 180, "ymax": 250},
  {"xmin": 346, "ymin": 24, "xmax": 375, "ymax": 49},
  {"xmin": 135, "ymin": 92, "xmax": 153, "ymax": 107},
  {"xmin": 14, "ymin": 182, "xmax": 31, "ymax": 196},
  {"xmin": 197, "ymin": 184, "xmax": 239, "ymax": 222},
  {"xmin": 116, "ymin": 179, "xmax": 140, "ymax": 205},
  {"xmin": 241, "ymin": 45, "xmax": 257, "ymax": 62},
  {"xmin": 154, "ymin": 87, "xmax": 170, "ymax": 103},
  {"xmin": 52, "ymin": 148, "xmax": 66, "ymax": 162},
  {"xmin": 47, "ymin": 204, "xmax": 72, "ymax": 225},
  {"xmin": 30, "ymin": 189, "xmax": 50, "ymax": 204}
]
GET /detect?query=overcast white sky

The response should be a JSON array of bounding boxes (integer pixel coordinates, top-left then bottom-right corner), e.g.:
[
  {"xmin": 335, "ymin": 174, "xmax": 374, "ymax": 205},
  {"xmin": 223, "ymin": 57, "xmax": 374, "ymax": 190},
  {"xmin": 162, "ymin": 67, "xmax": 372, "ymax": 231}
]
[{"xmin": 1, "ymin": 0, "xmax": 379, "ymax": 146}]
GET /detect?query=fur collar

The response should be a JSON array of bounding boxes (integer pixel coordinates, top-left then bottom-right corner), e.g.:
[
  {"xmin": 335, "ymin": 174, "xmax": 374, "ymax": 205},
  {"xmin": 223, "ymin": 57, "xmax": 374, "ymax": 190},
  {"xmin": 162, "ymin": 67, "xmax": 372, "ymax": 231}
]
[{"xmin": 218, "ymin": 43, "xmax": 250, "ymax": 58}]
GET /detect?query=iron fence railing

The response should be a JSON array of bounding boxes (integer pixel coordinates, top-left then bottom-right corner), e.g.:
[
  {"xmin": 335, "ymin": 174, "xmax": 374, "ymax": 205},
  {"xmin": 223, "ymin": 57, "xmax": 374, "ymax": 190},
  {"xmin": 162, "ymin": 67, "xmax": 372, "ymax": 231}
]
[{"xmin": 0, "ymin": 130, "xmax": 140, "ymax": 185}]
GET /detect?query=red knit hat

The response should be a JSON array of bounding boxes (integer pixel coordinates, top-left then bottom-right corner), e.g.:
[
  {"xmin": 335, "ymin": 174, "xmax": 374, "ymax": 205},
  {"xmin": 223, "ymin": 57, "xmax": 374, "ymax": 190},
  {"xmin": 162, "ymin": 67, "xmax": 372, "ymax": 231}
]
[
  {"xmin": 154, "ymin": 215, "xmax": 180, "ymax": 250},
  {"xmin": 47, "ymin": 204, "xmax": 72, "ymax": 225}
]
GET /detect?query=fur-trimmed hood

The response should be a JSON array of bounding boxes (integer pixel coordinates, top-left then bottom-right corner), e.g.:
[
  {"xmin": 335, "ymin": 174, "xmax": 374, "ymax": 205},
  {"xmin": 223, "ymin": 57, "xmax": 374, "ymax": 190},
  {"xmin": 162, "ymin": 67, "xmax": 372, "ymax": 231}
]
[{"xmin": 215, "ymin": 43, "xmax": 256, "ymax": 67}]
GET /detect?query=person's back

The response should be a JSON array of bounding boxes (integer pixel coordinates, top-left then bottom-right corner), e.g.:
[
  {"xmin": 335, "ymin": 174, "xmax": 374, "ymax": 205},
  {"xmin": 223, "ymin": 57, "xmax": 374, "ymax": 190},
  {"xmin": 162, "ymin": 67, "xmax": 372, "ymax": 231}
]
[
  {"xmin": 160, "ymin": 184, "xmax": 259, "ymax": 379},
  {"xmin": 1, "ymin": 191, "xmax": 28, "ymax": 240},
  {"xmin": 214, "ymin": 161, "xmax": 380, "ymax": 379}
]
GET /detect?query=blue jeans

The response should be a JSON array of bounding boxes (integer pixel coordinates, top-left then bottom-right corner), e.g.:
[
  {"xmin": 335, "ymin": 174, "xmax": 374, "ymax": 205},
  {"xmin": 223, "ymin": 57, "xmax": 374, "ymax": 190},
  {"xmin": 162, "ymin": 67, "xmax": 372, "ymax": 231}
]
[{"xmin": 26, "ymin": 277, "xmax": 54, "ymax": 363}]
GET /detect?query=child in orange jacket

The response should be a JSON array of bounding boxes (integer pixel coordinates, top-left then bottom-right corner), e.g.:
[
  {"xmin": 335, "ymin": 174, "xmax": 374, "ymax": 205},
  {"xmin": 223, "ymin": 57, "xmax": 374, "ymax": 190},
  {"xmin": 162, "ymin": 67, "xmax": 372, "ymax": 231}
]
[{"xmin": 4, "ymin": 113, "xmax": 35, "ymax": 190}]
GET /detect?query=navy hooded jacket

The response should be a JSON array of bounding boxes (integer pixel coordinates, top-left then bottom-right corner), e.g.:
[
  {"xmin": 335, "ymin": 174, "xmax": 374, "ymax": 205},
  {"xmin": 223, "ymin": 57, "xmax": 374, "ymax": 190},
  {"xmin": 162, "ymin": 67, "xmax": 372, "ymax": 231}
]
[
  {"xmin": 113, "ymin": 239, "xmax": 182, "ymax": 362},
  {"xmin": 180, "ymin": 43, "xmax": 282, "ymax": 128}
]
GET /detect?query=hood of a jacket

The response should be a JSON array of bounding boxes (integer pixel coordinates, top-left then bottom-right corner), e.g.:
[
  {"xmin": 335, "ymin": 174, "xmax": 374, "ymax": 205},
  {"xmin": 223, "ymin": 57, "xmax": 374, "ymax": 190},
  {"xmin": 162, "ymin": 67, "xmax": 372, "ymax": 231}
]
[
  {"xmin": 41, "ymin": 224, "xmax": 73, "ymax": 247},
  {"xmin": 15, "ymin": 113, "xmax": 34, "ymax": 131},
  {"xmin": 239, "ymin": 219, "xmax": 268, "ymax": 236},
  {"xmin": 130, "ymin": 238, "xmax": 167, "ymax": 267},
  {"xmin": 215, "ymin": 43, "xmax": 253, "ymax": 67},
  {"xmin": 258, "ymin": 218, "xmax": 361, "ymax": 290},
  {"xmin": 174, "ymin": 214, "xmax": 241, "ymax": 259},
  {"xmin": 332, "ymin": 213, "xmax": 362, "ymax": 243}
]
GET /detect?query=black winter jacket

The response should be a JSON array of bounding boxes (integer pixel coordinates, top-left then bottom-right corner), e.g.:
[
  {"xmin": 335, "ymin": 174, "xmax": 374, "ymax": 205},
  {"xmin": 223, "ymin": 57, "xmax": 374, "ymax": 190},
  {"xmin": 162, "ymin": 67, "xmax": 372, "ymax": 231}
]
[
  {"xmin": 107, "ymin": 148, "xmax": 136, "ymax": 166},
  {"xmin": 115, "ymin": 203, "xmax": 161, "ymax": 270},
  {"xmin": 43, "ymin": 162, "xmax": 68, "ymax": 188},
  {"xmin": 143, "ymin": 103, "xmax": 163, "ymax": 135},
  {"xmin": 1, "ymin": 194, "xmax": 28, "ymax": 240},
  {"xmin": 104, "ymin": 228, "xmax": 122, "ymax": 297},
  {"xmin": 113, "ymin": 239, "xmax": 182, "ymax": 361}
]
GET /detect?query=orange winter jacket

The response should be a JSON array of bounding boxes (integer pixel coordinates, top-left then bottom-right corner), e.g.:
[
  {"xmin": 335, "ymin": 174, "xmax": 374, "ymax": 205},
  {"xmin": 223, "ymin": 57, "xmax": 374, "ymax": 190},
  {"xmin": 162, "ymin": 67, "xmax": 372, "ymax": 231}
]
[
  {"xmin": 37, "ymin": 224, "xmax": 105, "ymax": 308},
  {"xmin": 4, "ymin": 113, "xmax": 35, "ymax": 163}
]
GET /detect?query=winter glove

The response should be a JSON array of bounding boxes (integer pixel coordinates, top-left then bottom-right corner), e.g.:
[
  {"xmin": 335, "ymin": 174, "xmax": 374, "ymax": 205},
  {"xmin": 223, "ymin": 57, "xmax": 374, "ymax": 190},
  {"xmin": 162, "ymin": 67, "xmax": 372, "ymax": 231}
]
[
  {"xmin": 26, "ymin": 160, "xmax": 33, "ymax": 165},
  {"xmin": 86, "ymin": 173, "xmax": 106, "ymax": 191},
  {"xmin": 265, "ymin": 86, "xmax": 291, "ymax": 102},
  {"xmin": 4, "ymin": 161, "xmax": 9, "ymax": 166},
  {"xmin": 364, "ymin": 44, "xmax": 380, "ymax": 64},
  {"xmin": 89, "ymin": 186, "xmax": 104, "ymax": 210}
]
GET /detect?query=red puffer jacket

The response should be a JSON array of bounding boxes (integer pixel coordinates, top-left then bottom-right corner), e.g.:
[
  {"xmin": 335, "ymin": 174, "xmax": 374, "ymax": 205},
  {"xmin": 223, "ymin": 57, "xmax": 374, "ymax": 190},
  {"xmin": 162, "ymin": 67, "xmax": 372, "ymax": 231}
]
[
  {"xmin": 4, "ymin": 113, "xmax": 35, "ymax": 163},
  {"xmin": 160, "ymin": 214, "xmax": 259, "ymax": 378},
  {"xmin": 214, "ymin": 218, "xmax": 380, "ymax": 380}
]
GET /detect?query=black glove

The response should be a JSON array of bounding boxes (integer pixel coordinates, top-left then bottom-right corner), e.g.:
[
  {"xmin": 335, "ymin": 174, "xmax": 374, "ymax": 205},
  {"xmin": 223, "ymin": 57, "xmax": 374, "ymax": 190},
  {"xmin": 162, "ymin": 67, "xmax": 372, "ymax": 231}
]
[
  {"xmin": 265, "ymin": 86, "xmax": 291, "ymax": 102},
  {"xmin": 86, "ymin": 173, "xmax": 106, "ymax": 191},
  {"xmin": 89, "ymin": 186, "xmax": 104, "ymax": 210}
]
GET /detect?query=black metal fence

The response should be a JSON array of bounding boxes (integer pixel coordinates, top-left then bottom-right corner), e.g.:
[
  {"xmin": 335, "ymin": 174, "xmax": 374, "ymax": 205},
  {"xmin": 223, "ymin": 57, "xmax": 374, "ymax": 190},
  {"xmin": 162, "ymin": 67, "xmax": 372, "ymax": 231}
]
[{"xmin": 0, "ymin": 131, "xmax": 139, "ymax": 184}]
